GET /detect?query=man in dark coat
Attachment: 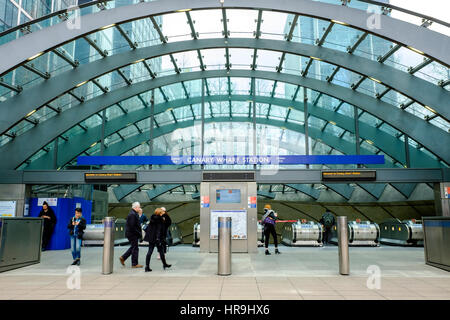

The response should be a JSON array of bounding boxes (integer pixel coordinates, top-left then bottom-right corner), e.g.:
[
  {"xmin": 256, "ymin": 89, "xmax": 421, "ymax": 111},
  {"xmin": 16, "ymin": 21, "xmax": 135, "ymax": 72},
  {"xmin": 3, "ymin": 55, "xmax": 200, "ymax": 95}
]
[
  {"xmin": 119, "ymin": 202, "xmax": 143, "ymax": 268},
  {"xmin": 160, "ymin": 207, "xmax": 172, "ymax": 255},
  {"xmin": 319, "ymin": 210, "xmax": 335, "ymax": 245},
  {"xmin": 38, "ymin": 201, "xmax": 57, "ymax": 250},
  {"xmin": 144, "ymin": 208, "xmax": 171, "ymax": 272}
]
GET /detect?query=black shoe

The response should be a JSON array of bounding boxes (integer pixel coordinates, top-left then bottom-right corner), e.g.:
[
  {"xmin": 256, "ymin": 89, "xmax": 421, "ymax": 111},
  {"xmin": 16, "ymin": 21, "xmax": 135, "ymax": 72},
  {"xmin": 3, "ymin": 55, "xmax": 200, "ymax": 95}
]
[
  {"xmin": 265, "ymin": 250, "xmax": 271, "ymax": 255},
  {"xmin": 145, "ymin": 267, "xmax": 152, "ymax": 272},
  {"xmin": 71, "ymin": 260, "xmax": 77, "ymax": 265},
  {"xmin": 76, "ymin": 259, "xmax": 81, "ymax": 266},
  {"xmin": 275, "ymin": 249, "xmax": 281, "ymax": 254},
  {"xmin": 163, "ymin": 264, "xmax": 172, "ymax": 270}
]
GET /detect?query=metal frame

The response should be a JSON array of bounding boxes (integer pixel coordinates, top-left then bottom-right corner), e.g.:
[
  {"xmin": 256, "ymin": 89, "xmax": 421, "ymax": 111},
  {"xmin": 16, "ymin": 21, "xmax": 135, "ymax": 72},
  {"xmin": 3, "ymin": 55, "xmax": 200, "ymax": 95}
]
[
  {"xmin": 2, "ymin": 38, "xmax": 448, "ymax": 135},
  {"xmin": 1, "ymin": 69, "xmax": 447, "ymax": 169},
  {"xmin": 0, "ymin": 0, "xmax": 448, "ymax": 78},
  {"xmin": 2, "ymin": 93, "xmax": 442, "ymax": 171},
  {"xmin": 0, "ymin": 168, "xmax": 447, "ymax": 185}
]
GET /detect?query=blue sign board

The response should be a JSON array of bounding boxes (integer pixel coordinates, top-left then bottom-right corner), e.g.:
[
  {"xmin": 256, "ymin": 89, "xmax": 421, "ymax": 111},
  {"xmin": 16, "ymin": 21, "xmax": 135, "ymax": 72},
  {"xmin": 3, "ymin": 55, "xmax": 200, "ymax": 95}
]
[{"xmin": 77, "ymin": 155, "xmax": 384, "ymax": 165}]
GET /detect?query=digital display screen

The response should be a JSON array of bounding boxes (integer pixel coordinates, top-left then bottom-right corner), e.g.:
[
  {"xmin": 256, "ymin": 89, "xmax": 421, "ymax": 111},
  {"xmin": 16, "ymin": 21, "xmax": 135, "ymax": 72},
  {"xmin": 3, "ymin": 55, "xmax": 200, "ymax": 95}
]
[
  {"xmin": 216, "ymin": 189, "xmax": 241, "ymax": 204},
  {"xmin": 322, "ymin": 170, "xmax": 376, "ymax": 181}
]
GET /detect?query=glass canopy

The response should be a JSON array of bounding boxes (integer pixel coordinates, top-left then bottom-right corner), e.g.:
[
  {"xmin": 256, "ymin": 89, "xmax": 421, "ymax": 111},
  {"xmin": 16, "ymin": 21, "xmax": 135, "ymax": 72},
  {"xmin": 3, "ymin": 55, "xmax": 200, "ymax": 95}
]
[{"xmin": 0, "ymin": 0, "xmax": 448, "ymax": 171}]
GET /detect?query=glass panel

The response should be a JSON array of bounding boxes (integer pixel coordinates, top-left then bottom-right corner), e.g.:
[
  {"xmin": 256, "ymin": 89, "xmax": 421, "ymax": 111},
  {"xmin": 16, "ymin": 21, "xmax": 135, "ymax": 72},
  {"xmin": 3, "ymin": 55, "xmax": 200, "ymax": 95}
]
[
  {"xmin": 260, "ymin": 11, "xmax": 291, "ymax": 40},
  {"xmin": 189, "ymin": 9, "xmax": 223, "ymax": 39},
  {"xmin": 161, "ymin": 13, "xmax": 191, "ymax": 42},
  {"xmin": 227, "ymin": 9, "xmax": 257, "ymax": 38},
  {"xmin": 228, "ymin": 48, "xmax": 252, "ymax": 69}
]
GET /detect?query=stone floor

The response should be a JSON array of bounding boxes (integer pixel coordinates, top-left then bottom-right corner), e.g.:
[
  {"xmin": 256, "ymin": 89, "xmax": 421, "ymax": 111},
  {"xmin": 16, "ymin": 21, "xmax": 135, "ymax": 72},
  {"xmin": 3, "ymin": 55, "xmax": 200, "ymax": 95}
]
[{"xmin": 0, "ymin": 245, "xmax": 449, "ymax": 300}]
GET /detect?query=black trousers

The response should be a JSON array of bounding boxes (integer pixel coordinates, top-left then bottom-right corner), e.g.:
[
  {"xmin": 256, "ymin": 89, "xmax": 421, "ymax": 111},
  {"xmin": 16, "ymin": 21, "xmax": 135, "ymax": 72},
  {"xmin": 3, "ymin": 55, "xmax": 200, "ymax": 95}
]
[
  {"xmin": 323, "ymin": 227, "xmax": 331, "ymax": 244},
  {"xmin": 146, "ymin": 242, "xmax": 167, "ymax": 267},
  {"xmin": 42, "ymin": 226, "xmax": 54, "ymax": 249},
  {"xmin": 264, "ymin": 224, "xmax": 278, "ymax": 249},
  {"xmin": 122, "ymin": 237, "xmax": 139, "ymax": 266}
]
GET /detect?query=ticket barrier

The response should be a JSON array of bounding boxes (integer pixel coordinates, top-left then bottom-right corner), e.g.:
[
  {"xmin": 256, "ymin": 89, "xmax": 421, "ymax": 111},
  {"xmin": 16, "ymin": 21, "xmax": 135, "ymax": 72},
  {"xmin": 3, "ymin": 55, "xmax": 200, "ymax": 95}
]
[
  {"xmin": 379, "ymin": 219, "xmax": 423, "ymax": 246},
  {"xmin": 330, "ymin": 220, "xmax": 380, "ymax": 246},
  {"xmin": 193, "ymin": 222, "xmax": 264, "ymax": 247},
  {"xmin": 281, "ymin": 219, "xmax": 323, "ymax": 247},
  {"xmin": 140, "ymin": 223, "xmax": 182, "ymax": 247},
  {"xmin": 82, "ymin": 218, "xmax": 128, "ymax": 246}
]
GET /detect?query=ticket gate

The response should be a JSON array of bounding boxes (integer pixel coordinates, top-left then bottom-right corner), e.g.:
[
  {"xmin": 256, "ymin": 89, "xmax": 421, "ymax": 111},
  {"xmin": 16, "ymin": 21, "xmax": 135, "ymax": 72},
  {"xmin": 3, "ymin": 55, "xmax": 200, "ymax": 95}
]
[
  {"xmin": 330, "ymin": 220, "xmax": 380, "ymax": 246},
  {"xmin": 281, "ymin": 220, "xmax": 323, "ymax": 246},
  {"xmin": 200, "ymin": 172, "xmax": 257, "ymax": 253},
  {"xmin": 82, "ymin": 218, "xmax": 128, "ymax": 246},
  {"xmin": 193, "ymin": 222, "xmax": 264, "ymax": 247},
  {"xmin": 379, "ymin": 219, "xmax": 423, "ymax": 246}
]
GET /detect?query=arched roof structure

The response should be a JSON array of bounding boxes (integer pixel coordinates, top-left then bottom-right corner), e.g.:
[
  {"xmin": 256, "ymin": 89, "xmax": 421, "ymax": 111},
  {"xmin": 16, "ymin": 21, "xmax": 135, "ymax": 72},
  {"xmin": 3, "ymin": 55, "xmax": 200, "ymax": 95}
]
[{"xmin": 0, "ymin": 0, "xmax": 448, "ymax": 178}]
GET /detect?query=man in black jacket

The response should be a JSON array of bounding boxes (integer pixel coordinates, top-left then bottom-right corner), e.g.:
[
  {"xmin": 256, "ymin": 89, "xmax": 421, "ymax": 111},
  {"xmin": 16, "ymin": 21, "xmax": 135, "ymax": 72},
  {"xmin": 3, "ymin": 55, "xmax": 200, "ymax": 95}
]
[
  {"xmin": 38, "ymin": 201, "xmax": 57, "ymax": 251},
  {"xmin": 67, "ymin": 207, "xmax": 86, "ymax": 265},
  {"xmin": 119, "ymin": 202, "xmax": 143, "ymax": 268}
]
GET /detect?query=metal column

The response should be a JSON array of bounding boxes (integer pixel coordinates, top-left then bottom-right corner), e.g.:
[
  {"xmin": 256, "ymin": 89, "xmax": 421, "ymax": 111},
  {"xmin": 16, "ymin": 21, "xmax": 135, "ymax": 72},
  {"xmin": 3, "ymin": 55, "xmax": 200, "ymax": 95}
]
[
  {"xmin": 218, "ymin": 216, "xmax": 232, "ymax": 276},
  {"xmin": 201, "ymin": 78, "xmax": 205, "ymax": 169},
  {"xmin": 404, "ymin": 135, "xmax": 411, "ymax": 168},
  {"xmin": 53, "ymin": 137, "xmax": 58, "ymax": 170},
  {"xmin": 354, "ymin": 106, "xmax": 361, "ymax": 168},
  {"xmin": 252, "ymin": 77, "xmax": 257, "ymax": 170},
  {"xmin": 149, "ymin": 90, "xmax": 155, "ymax": 170},
  {"xmin": 304, "ymin": 88, "xmax": 310, "ymax": 169},
  {"xmin": 100, "ymin": 109, "xmax": 106, "ymax": 156},
  {"xmin": 102, "ymin": 217, "xmax": 115, "ymax": 275},
  {"xmin": 337, "ymin": 216, "xmax": 349, "ymax": 275}
]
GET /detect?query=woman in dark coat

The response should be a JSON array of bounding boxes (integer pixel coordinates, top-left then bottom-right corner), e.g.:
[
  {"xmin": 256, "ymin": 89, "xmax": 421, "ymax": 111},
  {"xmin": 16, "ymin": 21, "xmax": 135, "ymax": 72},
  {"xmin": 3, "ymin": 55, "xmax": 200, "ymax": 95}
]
[
  {"xmin": 144, "ymin": 208, "xmax": 172, "ymax": 272},
  {"xmin": 38, "ymin": 201, "xmax": 57, "ymax": 250},
  {"xmin": 161, "ymin": 207, "xmax": 172, "ymax": 254}
]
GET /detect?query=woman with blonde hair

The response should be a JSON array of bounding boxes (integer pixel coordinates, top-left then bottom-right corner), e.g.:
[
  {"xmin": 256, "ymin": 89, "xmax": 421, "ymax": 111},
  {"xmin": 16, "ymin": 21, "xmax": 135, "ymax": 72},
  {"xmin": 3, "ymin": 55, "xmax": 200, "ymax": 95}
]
[{"xmin": 143, "ymin": 208, "xmax": 172, "ymax": 272}]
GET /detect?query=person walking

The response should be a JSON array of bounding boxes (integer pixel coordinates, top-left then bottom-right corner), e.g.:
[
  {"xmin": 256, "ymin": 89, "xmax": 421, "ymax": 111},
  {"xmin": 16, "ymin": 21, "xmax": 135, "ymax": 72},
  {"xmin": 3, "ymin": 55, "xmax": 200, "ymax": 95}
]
[
  {"xmin": 144, "ymin": 208, "xmax": 172, "ymax": 272},
  {"xmin": 119, "ymin": 202, "xmax": 143, "ymax": 268},
  {"xmin": 67, "ymin": 207, "xmax": 86, "ymax": 266},
  {"xmin": 319, "ymin": 210, "xmax": 335, "ymax": 245},
  {"xmin": 38, "ymin": 201, "xmax": 57, "ymax": 251},
  {"xmin": 262, "ymin": 204, "xmax": 281, "ymax": 255},
  {"xmin": 159, "ymin": 207, "xmax": 172, "ymax": 259}
]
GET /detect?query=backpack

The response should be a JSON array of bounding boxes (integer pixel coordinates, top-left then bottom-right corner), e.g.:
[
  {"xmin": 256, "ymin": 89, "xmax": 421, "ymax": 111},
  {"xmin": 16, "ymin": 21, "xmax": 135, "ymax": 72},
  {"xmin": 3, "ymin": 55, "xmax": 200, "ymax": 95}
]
[{"xmin": 322, "ymin": 212, "xmax": 334, "ymax": 228}]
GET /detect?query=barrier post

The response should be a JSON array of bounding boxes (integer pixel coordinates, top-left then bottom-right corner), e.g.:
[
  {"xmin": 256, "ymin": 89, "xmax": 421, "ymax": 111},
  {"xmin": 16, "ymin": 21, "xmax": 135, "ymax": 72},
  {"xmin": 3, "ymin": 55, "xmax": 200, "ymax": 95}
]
[
  {"xmin": 218, "ymin": 217, "xmax": 232, "ymax": 275},
  {"xmin": 338, "ymin": 216, "xmax": 350, "ymax": 275},
  {"xmin": 102, "ymin": 217, "xmax": 115, "ymax": 275}
]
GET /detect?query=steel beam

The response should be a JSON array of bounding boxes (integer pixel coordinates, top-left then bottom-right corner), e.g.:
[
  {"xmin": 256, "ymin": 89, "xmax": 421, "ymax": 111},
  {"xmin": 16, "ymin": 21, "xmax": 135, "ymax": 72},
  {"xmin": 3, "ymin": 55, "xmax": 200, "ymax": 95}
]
[
  {"xmin": 1, "ymin": 168, "xmax": 447, "ymax": 185},
  {"xmin": 2, "ymin": 0, "xmax": 448, "ymax": 77},
  {"xmin": 2, "ymin": 38, "xmax": 448, "ymax": 137},
  {"xmin": 2, "ymin": 73, "xmax": 446, "ymax": 170}
]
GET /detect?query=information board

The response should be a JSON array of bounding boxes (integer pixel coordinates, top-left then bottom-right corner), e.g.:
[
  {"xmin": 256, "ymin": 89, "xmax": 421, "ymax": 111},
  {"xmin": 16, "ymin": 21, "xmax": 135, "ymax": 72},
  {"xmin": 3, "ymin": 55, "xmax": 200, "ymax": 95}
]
[
  {"xmin": 37, "ymin": 198, "xmax": 58, "ymax": 207},
  {"xmin": 0, "ymin": 201, "xmax": 16, "ymax": 217},
  {"xmin": 216, "ymin": 189, "xmax": 241, "ymax": 204},
  {"xmin": 210, "ymin": 210, "xmax": 247, "ymax": 240}
]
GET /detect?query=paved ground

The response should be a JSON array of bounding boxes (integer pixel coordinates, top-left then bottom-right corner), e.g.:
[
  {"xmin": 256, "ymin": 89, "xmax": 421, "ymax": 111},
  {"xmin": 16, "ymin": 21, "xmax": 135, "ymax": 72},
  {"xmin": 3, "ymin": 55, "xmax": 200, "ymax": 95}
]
[{"xmin": 0, "ymin": 245, "xmax": 449, "ymax": 300}]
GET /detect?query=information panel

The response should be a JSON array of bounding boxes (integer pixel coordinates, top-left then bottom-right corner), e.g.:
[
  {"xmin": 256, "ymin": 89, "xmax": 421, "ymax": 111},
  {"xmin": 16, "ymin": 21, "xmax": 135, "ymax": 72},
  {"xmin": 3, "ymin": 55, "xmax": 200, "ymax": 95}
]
[
  {"xmin": 216, "ymin": 189, "xmax": 241, "ymax": 204},
  {"xmin": 0, "ymin": 201, "xmax": 16, "ymax": 217},
  {"xmin": 322, "ymin": 170, "xmax": 376, "ymax": 181},
  {"xmin": 210, "ymin": 210, "xmax": 247, "ymax": 240},
  {"xmin": 84, "ymin": 172, "xmax": 137, "ymax": 182}
]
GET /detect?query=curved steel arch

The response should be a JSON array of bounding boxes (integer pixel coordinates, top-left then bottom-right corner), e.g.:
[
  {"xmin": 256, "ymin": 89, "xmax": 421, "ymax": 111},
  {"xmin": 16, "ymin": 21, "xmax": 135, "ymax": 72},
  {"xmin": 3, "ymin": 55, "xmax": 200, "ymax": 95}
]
[
  {"xmin": 25, "ymin": 116, "xmax": 383, "ymax": 170},
  {"xmin": 3, "ymin": 93, "xmax": 441, "ymax": 170},
  {"xmin": 2, "ymin": 69, "xmax": 447, "ymax": 165},
  {"xmin": 0, "ymin": 0, "xmax": 449, "ymax": 77},
  {"xmin": 2, "ymin": 38, "xmax": 448, "ymax": 133}
]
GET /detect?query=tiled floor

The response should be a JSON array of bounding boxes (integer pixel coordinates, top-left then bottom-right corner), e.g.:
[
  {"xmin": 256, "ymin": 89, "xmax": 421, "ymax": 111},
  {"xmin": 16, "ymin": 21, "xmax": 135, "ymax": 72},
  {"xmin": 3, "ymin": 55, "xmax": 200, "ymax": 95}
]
[{"xmin": 0, "ymin": 245, "xmax": 449, "ymax": 300}]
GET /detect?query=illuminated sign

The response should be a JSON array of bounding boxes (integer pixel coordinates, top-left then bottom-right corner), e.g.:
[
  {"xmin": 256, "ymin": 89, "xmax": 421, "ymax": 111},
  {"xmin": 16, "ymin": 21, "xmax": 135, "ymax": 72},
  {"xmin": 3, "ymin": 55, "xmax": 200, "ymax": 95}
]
[
  {"xmin": 322, "ymin": 170, "xmax": 376, "ymax": 181},
  {"xmin": 84, "ymin": 173, "xmax": 137, "ymax": 182}
]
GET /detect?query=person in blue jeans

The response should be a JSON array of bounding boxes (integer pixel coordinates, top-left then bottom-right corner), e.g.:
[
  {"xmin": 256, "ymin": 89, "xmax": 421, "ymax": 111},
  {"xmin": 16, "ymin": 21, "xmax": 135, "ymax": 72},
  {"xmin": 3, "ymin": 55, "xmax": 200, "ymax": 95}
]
[{"xmin": 67, "ymin": 208, "xmax": 86, "ymax": 266}]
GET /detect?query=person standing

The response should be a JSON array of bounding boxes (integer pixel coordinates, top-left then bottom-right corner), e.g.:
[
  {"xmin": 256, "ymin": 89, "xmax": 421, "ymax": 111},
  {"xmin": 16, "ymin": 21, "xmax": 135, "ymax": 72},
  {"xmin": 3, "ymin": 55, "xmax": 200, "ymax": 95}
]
[
  {"xmin": 319, "ymin": 210, "xmax": 335, "ymax": 246},
  {"xmin": 144, "ymin": 208, "xmax": 172, "ymax": 272},
  {"xmin": 137, "ymin": 207, "xmax": 149, "ymax": 241},
  {"xmin": 119, "ymin": 202, "xmax": 143, "ymax": 268},
  {"xmin": 67, "ymin": 208, "xmax": 86, "ymax": 266},
  {"xmin": 38, "ymin": 201, "xmax": 57, "ymax": 251},
  {"xmin": 159, "ymin": 207, "xmax": 172, "ymax": 259},
  {"xmin": 262, "ymin": 204, "xmax": 281, "ymax": 255}
]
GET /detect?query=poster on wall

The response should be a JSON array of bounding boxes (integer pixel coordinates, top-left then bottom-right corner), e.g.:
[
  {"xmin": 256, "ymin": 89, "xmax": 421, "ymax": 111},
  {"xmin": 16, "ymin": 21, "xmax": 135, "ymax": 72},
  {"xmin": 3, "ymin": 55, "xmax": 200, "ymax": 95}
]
[
  {"xmin": 0, "ymin": 201, "xmax": 16, "ymax": 217},
  {"xmin": 37, "ymin": 198, "xmax": 58, "ymax": 207},
  {"xmin": 24, "ymin": 204, "xmax": 29, "ymax": 216},
  {"xmin": 210, "ymin": 210, "xmax": 247, "ymax": 240}
]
